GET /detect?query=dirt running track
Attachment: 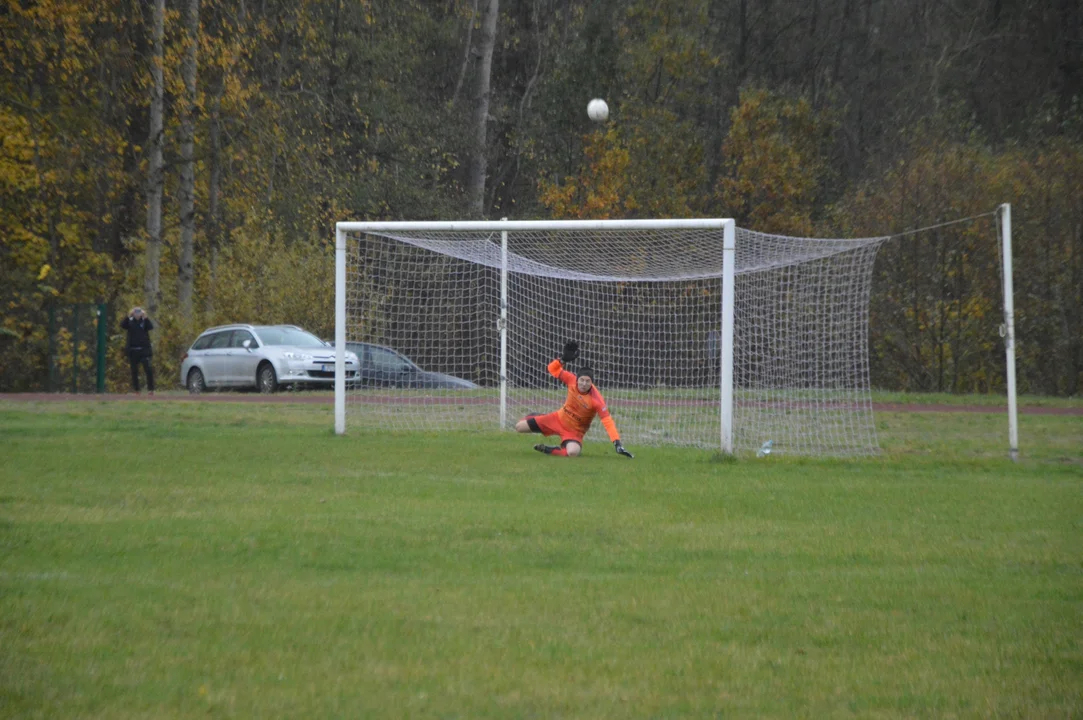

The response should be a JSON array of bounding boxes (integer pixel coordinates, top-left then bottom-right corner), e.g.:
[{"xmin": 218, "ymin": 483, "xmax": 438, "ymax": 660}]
[{"xmin": 2, "ymin": 393, "xmax": 1081, "ymax": 416}]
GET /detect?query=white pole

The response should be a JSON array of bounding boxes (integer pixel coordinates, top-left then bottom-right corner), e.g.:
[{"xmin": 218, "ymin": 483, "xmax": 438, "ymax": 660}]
[
  {"xmin": 720, "ymin": 220, "xmax": 736, "ymax": 455},
  {"xmin": 999, "ymin": 204, "xmax": 1019, "ymax": 462},
  {"xmin": 334, "ymin": 226, "xmax": 347, "ymax": 435},
  {"xmin": 499, "ymin": 223, "xmax": 509, "ymax": 430},
  {"xmin": 337, "ymin": 219, "xmax": 730, "ymax": 233}
]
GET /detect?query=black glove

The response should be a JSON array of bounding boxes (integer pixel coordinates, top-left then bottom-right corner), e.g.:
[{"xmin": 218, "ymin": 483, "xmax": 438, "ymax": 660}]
[
  {"xmin": 561, "ymin": 340, "xmax": 580, "ymax": 363},
  {"xmin": 614, "ymin": 439, "xmax": 634, "ymax": 459}
]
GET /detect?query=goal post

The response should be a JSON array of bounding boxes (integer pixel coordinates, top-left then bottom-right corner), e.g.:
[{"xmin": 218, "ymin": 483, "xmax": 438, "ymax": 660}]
[
  {"xmin": 998, "ymin": 203, "xmax": 1019, "ymax": 462},
  {"xmin": 334, "ymin": 224, "xmax": 347, "ymax": 435},
  {"xmin": 335, "ymin": 219, "xmax": 740, "ymax": 446},
  {"xmin": 719, "ymin": 218, "xmax": 736, "ymax": 454},
  {"xmin": 333, "ymin": 218, "xmax": 895, "ymax": 457},
  {"xmin": 334, "ymin": 211, "xmax": 1022, "ymax": 460}
]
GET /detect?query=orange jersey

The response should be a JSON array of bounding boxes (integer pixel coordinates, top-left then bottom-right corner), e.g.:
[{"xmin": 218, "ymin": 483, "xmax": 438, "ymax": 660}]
[{"xmin": 547, "ymin": 359, "xmax": 621, "ymax": 442}]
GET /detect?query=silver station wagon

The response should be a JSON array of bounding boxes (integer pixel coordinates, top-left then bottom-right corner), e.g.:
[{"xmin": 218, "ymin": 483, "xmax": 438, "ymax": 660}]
[{"xmin": 180, "ymin": 324, "xmax": 358, "ymax": 393}]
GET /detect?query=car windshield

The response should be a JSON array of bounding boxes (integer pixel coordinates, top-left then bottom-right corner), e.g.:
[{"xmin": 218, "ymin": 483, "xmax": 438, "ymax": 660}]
[
  {"xmin": 369, "ymin": 346, "xmax": 417, "ymax": 373},
  {"xmin": 254, "ymin": 326, "xmax": 327, "ymax": 348}
]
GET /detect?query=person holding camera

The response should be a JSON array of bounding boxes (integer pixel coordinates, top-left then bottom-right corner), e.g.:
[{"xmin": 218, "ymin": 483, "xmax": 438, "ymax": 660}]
[{"xmin": 121, "ymin": 307, "xmax": 155, "ymax": 394}]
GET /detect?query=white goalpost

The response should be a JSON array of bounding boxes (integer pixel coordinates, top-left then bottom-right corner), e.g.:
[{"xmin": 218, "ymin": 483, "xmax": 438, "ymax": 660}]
[
  {"xmin": 334, "ymin": 210, "xmax": 1019, "ymax": 459},
  {"xmin": 998, "ymin": 203, "xmax": 1020, "ymax": 462},
  {"xmin": 333, "ymin": 218, "xmax": 902, "ymax": 457}
]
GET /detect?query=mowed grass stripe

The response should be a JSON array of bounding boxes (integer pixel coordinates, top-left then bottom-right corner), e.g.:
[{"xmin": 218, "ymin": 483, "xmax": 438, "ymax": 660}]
[{"xmin": 0, "ymin": 400, "xmax": 1080, "ymax": 718}]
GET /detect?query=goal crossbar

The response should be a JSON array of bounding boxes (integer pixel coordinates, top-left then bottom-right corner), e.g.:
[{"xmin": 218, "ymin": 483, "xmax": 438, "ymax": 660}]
[{"xmin": 336, "ymin": 219, "xmax": 731, "ymax": 233}]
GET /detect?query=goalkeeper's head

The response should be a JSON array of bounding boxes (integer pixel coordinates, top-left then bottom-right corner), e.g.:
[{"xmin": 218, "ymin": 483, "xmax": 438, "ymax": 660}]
[{"xmin": 575, "ymin": 364, "xmax": 595, "ymax": 392}]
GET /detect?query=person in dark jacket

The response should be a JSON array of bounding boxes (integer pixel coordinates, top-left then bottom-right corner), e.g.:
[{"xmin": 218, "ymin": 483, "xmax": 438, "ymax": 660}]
[{"xmin": 121, "ymin": 306, "xmax": 155, "ymax": 394}]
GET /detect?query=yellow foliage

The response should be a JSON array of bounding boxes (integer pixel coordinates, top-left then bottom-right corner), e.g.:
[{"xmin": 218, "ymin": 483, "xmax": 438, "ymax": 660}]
[
  {"xmin": 717, "ymin": 88, "xmax": 834, "ymax": 234},
  {"xmin": 539, "ymin": 104, "xmax": 707, "ymax": 219},
  {"xmin": 539, "ymin": 128, "xmax": 632, "ymax": 219}
]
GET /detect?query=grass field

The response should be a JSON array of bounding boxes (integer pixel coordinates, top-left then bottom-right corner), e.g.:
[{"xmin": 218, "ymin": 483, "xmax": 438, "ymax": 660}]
[{"xmin": 1, "ymin": 398, "xmax": 1080, "ymax": 718}]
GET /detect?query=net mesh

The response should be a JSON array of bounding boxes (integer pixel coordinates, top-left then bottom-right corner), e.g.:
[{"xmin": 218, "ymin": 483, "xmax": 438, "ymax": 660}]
[{"xmin": 342, "ymin": 224, "xmax": 888, "ymax": 457}]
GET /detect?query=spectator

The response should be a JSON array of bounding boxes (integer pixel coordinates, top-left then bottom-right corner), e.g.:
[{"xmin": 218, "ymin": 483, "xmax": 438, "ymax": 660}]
[{"xmin": 121, "ymin": 307, "xmax": 155, "ymax": 394}]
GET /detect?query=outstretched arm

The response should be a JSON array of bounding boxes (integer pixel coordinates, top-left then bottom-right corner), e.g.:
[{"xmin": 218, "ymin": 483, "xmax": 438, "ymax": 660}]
[
  {"xmin": 594, "ymin": 390, "xmax": 633, "ymax": 458},
  {"xmin": 547, "ymin": 358, "xmax": 576, "ymax": 387},
  {"xmin": 599, "ymin": 413, "xmax": 620, "ymax": 443}
]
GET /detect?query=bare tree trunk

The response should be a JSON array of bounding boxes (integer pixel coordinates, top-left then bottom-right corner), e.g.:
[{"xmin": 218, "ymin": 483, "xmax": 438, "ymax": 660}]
[
  {"xmin": 178, "ymin": 0, "xmax": 200, "ymax": 322},
  {"xmin": 266, "ymin": 29, "xmax": 289, "ymax": 204},
  {"xmin": 326, "ymin": 0, "xmax": 342, "ymax": 127},
  {"xmin": 450, "ymin": 0, "xmax": 479, "ymax": 107},
  {"xmin": 704, "ymin": 0, "xmax": 727, "ymax": 187},
  {"xmin": 467, "ymin": 0, "xmax": 498, "ymax": 218},
  {"xmin": 486, "ymin": 0, "xmax": 544, "ymax": 213},
  {"xmin": 205, "ymin": 86, "xmax": 222, "ymax": 316},
  {"xmin": 144, "ymin": 0, "xmax": 166, "ymax": 318}
]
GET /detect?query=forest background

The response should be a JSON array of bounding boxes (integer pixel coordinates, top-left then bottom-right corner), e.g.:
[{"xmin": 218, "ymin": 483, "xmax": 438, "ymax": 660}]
[{"xmin": 1, "ymin": 0, "xmax": 1080, "ymax": 395}]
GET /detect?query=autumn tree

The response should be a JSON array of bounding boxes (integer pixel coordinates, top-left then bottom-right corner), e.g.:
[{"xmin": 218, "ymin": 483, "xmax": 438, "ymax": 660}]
[
  {"xmin": 0, "ymin": 0, "xmax": 126, "ymax": 390},
  {"xmin": 716, "ymin": 88, "xmax": 836, "ymax": 235},
  {"xmin": 832, "ymin": 121, "xmax": 1083, "ymax": 395},
  {"xmin": 538, "ymin": 0, "xmax": 714, "ymax": 219},
  {"xmin": 176, "ymin": 0, "xmax": 200, "ymax": 323},
  {"xmin": 144, "ymin": 0, "xmax": 165, "ymax": 317}
]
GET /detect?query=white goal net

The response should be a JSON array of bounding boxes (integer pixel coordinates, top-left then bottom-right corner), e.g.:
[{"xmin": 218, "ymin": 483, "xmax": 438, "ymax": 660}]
[{"xmin": 334, "ymin": 219, "xmax": 889, "ymax": 457}]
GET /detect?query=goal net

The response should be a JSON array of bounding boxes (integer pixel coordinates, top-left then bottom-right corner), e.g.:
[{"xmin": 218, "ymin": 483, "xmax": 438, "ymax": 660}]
[{"xmin": 334, "ymin": 220, "xmax": 889, "ymax": 457}]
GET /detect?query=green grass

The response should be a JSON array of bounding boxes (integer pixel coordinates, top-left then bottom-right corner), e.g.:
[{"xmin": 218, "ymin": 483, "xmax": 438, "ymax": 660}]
[
  {"xmin": 264, "ymin": 386, "xmax": 1083, "ymax": 409},
  {"xmin": 870, "ymin": 389, "xmax": 1083, "ymax": 409},
  {"xmin": 1, "ymin": 399, "xmax": 1080, "ymax": 718}
]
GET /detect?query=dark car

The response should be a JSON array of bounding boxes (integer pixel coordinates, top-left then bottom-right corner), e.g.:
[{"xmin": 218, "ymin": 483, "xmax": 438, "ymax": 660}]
[{"xmin": 345, "ymin": 341, "xmax": 478, "ymax": 389}]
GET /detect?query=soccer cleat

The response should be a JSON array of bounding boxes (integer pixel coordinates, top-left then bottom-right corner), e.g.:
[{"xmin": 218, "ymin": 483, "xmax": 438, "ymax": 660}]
[{"xmin": 534, "ymin": 443, "xmax": 558, "ymax": 455}]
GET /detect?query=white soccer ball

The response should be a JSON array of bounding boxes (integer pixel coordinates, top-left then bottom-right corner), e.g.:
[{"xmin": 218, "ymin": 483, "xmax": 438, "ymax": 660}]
[{"xmin": 587, "ymin": 98, "xmax": 609, "ymax": 122}]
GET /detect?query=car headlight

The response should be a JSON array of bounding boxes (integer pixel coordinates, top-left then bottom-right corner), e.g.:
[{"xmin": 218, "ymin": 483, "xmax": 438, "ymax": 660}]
[{"xmin": 283, "ymin": 352, "xmax": 313, "ymax": 360}]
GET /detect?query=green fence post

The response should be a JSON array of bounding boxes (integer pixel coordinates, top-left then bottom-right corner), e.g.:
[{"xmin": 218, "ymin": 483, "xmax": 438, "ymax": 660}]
[
  {"xmin": 72, "ymin": 304, "xmax": 80, "ymax": 394},
  {"xmin": 48, "ymin": 305, "xmax": 57, "ymax": 392},
  {"xmin": 96, "ymin": 303, "xmax": 107, "ymax": 393}
]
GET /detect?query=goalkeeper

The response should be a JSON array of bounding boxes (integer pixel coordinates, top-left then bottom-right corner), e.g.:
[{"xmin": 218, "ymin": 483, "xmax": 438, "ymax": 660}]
[{"xmin": 514, "ymin": 340, "xmax": 634, "ymax": 459}]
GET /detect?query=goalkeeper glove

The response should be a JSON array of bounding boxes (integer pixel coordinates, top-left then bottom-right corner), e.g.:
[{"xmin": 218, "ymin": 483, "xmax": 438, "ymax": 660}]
[
  {"xmin": 561, "ymin": 340, "xmax": 580, "ymax": 363},
  {"xmin": 614, "ymin": 439, "xmax": 634, "ymax": 459}
]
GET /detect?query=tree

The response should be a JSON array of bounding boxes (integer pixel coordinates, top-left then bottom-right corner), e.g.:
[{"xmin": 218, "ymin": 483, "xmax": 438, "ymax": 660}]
[
  {"xmin": 0, "ymin": 0, "xmax": 123, "ymax": 391},
  {"xmin": 537, "ymin": 0, "xmax": 714, "ymax": 219},
  {"xmin": 830, "ymin": 123, "xmax": 1083, "ymax": 396},
  {"xmin": 716, "ymin": 88, "xmax": 835, "ymax": 235},
  {"xmin": 2, "ymin": 0, "xmax": 1081, "ymax": 395},
  {"xmin": 144, "ymin": 0, "xmax": 165, "ymax": 317},
  {"xmin": 468, "ymin": 0, "xmax": 499, "ymax": 216},
  {"xmin": 177, "ymin": 0, "xmax": 200, "ymax": 322}
]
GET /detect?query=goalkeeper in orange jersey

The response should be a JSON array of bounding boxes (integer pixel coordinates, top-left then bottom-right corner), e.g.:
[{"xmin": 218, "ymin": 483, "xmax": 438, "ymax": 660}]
[{"xmin": 514, "ymin": 340, "xmax": 634, "ymax": 459}]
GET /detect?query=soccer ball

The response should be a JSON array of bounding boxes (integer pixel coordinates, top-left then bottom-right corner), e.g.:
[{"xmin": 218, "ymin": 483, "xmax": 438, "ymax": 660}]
[{"xmin": 587, "ymin": 98, "xmax": 609, "ymax": 122}]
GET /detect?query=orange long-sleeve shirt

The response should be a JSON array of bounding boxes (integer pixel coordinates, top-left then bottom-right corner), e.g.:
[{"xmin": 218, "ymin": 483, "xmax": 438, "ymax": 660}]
[{"xmin": 547, "ymin": 358, "xmax": 621, "ymax": 442}]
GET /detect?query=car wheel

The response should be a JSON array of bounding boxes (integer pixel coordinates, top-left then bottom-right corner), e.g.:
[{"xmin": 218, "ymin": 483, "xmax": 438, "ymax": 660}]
[
  {"xmin": 186, "ymin": 367, "xmax": 205, "ymax": 395},
  {"xmin": 257, "ymin": 363, "xmax": 278, "ymax": 394}
]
